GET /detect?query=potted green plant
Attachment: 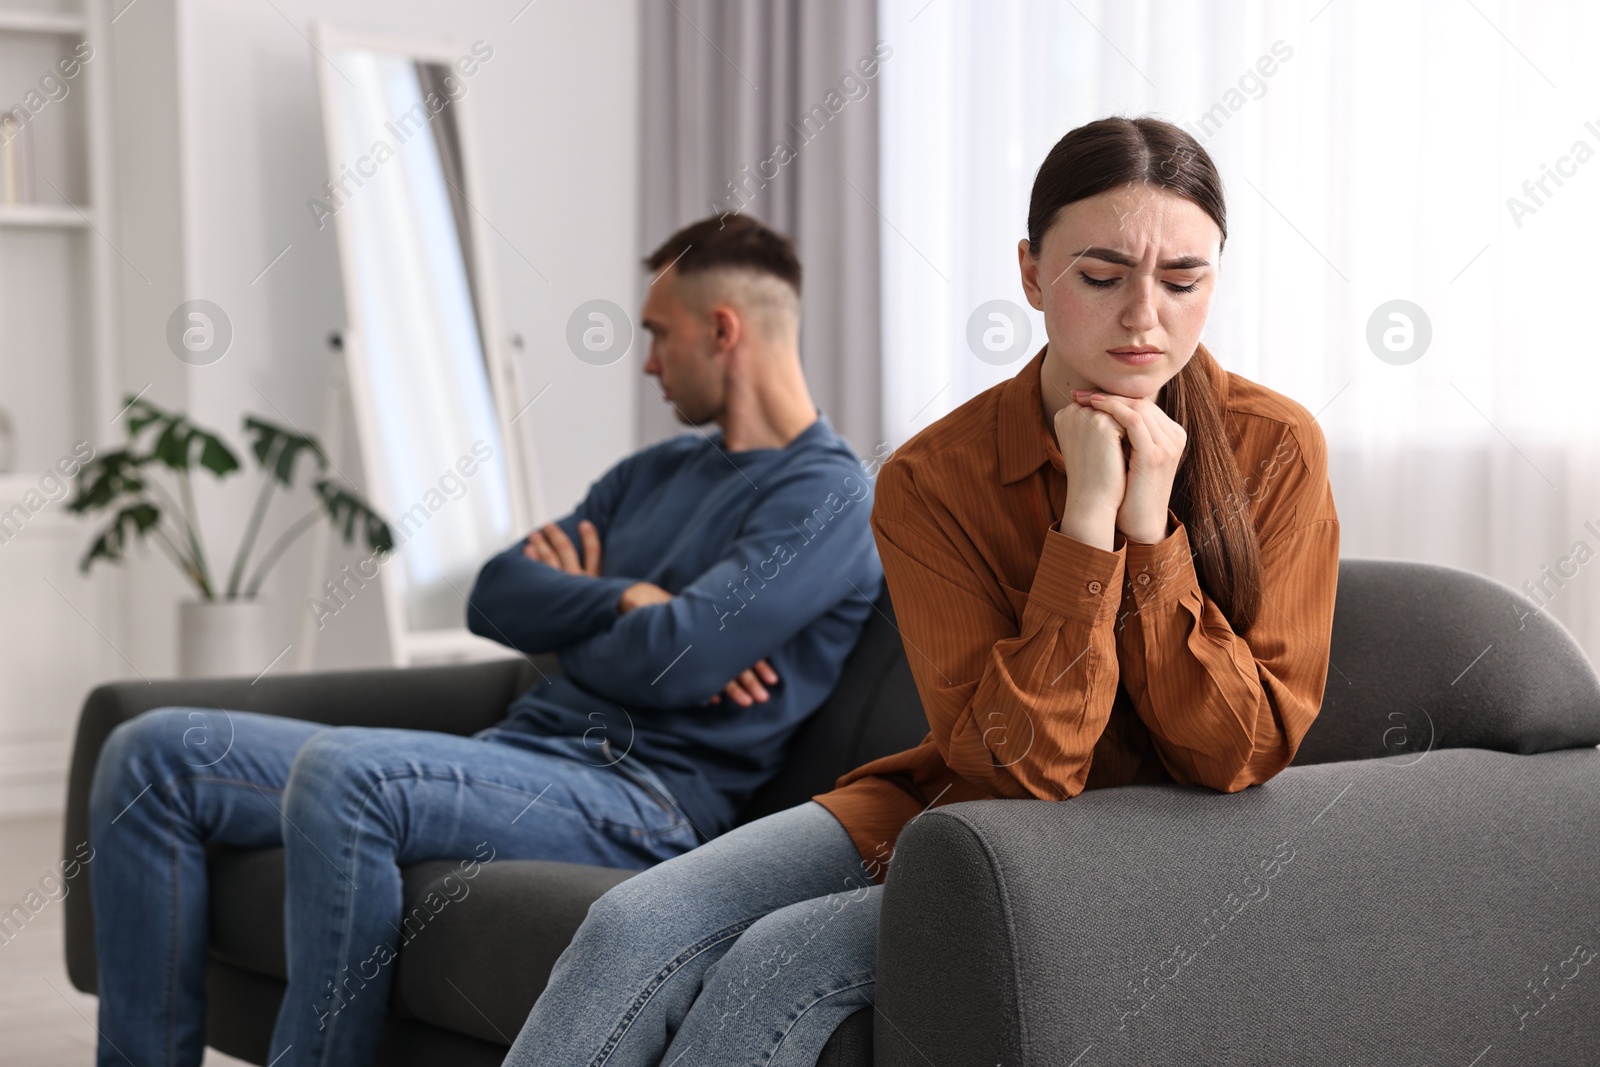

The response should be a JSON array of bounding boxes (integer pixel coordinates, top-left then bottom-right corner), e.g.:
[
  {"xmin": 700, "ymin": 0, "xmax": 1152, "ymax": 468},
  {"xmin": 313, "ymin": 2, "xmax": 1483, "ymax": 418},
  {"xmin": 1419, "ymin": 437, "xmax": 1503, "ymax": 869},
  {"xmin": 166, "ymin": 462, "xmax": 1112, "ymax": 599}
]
[{"xmin": 67, "ymin": 395, "xmax": 393, "ymax": 677}]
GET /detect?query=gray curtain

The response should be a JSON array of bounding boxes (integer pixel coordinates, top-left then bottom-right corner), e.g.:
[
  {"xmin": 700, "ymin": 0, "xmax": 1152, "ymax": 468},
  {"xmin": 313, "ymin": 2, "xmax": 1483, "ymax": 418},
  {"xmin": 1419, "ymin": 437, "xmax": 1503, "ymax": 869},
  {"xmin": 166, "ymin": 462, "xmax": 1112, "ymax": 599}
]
[{"xmin": 638, "ymin": 0, "xmax": 883, "ymax": 459}]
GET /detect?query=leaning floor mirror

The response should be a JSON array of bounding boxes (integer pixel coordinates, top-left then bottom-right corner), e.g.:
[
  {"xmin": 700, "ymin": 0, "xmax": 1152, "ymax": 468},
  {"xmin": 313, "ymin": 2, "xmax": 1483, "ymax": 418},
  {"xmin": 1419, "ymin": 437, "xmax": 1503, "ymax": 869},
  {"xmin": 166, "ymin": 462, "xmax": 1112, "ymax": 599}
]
[{"xmin": 311, "ymin": 24, "xmax": 541, "ymax": 666}]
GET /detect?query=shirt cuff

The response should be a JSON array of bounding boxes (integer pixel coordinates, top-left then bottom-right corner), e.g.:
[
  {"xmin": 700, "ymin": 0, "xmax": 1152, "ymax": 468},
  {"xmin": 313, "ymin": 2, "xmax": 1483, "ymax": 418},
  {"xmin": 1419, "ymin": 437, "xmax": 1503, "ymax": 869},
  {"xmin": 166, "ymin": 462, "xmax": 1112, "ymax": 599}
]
[
  {"xmin": 594, "ymin": 575, "xmax": 639, "ymax": 621},
  {"xmin": 1027, "ymin": 522, "xmax": 1126, "ymax": 624},
  {"xmin": 1124, "ymin": 507, "xmax": 1200, "ymax": 612}
]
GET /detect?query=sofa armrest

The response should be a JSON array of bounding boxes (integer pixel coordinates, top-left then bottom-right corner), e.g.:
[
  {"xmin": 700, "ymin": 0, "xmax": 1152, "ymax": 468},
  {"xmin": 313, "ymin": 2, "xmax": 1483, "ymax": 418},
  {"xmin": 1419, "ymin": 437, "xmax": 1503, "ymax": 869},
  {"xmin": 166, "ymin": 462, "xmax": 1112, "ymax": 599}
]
[
  {"xmin": 62, "ymin": 654, "xmax": 553, "ymax": 993},
  {"xmin": 875, "ymin": 747, "xmax": 1600, "ymax": 1066}
]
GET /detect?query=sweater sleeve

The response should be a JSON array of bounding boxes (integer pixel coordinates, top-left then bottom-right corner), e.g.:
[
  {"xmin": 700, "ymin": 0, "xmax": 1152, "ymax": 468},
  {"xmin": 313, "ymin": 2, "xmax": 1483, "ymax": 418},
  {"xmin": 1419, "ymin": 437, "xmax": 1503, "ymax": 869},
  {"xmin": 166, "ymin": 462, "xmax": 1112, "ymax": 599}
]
[
  {"xmin": 555, "ymin": 463, "xmax": 880, "ymax": 709},
  {"xmin": 1113, "ymin": 422, "xmax": 1340, "ymax": 791},
  {"xmin": 463, "ymin": 455, "xmax": 640, "ymax": 655},
  {"xmin": 869, "ymin": 460, "xmax": 1131, "ymax": 801}
]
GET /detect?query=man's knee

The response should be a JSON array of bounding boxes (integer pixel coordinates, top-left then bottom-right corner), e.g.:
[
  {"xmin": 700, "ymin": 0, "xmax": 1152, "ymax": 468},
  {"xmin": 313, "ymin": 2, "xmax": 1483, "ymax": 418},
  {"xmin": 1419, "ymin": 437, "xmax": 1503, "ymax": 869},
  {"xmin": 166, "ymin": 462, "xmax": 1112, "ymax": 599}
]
[
  {"xmin": 92, "ymin": 707, "xmax": 215, "ymax": 810},
  {"xmin": 282, "ymin": 727, "xmax": 387, "ymax": 822}
]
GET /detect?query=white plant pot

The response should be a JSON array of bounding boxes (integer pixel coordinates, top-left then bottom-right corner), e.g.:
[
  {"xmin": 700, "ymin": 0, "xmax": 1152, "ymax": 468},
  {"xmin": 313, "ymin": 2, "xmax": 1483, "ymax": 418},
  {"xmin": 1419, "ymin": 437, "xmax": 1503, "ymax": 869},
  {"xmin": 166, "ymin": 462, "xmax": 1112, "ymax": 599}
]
[{"xmin": 178, "ymin": 599, "xmax": 272, "ymax": 679}]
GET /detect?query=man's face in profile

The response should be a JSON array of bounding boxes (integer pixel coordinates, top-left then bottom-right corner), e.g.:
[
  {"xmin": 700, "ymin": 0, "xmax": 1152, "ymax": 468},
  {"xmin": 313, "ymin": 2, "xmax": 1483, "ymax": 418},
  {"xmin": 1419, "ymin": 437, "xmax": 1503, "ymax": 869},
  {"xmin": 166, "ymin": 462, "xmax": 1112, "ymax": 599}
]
[{"xmin": 640, "ymin": 267, "xmax": 726, "ymax": 427}]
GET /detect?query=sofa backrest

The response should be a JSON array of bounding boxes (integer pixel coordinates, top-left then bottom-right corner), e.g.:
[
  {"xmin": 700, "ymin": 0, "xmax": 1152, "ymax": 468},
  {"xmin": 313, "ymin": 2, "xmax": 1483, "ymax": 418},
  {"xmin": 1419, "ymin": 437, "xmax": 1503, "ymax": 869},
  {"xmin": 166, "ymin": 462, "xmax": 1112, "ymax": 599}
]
[
  {"xmin": 737, "ymin": 585, "xmax": 931, "ymax": 824},
  {"xmin": 738, "ymin": 558, "xmax": 1600, "ymax": 826},
  {"xmin": 1294, "ymin": 557, "xmax": 1600, "ymax": 765}
]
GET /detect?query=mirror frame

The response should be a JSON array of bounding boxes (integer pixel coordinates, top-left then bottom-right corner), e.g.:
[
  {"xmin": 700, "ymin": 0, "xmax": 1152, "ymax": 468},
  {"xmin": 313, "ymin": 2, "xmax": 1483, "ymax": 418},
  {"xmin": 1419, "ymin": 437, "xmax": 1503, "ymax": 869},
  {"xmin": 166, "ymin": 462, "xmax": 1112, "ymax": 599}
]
[{"xmin": 310, "ymin": 22, "xmax": 542, "ymax": 665}]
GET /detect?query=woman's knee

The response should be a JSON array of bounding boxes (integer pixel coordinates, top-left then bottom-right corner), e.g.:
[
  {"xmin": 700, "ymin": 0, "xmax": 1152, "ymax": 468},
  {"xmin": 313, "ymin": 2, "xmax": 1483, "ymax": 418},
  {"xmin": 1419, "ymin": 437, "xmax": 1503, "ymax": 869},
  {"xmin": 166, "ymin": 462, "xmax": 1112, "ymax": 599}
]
[
  {"xmin": 566, "ymin": 807, "xmax": 873, "ymax": 976},
  {"xmin": 584, "ymin": 862, "xmax": 709, "ymax": 941},
  {"xmin": 697, "ymin": 885, "xmax": 882, "ymax": 1030},
  {"xmin": 570, "ymin": 858, "xmax": 755, "ymax": 979}
]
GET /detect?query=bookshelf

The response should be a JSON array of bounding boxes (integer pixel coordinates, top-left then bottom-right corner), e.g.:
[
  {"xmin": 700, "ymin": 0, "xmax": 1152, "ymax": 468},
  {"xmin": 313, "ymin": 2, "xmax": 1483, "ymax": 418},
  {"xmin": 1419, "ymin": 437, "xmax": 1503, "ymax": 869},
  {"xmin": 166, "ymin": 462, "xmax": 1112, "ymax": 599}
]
[
  {"xmin": 0, "ymin": 202, "xmax": 89, "ymax": 226},
  {"xmin": 0, "ymin": 0, "xmax": 120, "ymax": 816},
  {"xmin": 0, "ymin": 8, "xmax": 84, "ymax": 33}
]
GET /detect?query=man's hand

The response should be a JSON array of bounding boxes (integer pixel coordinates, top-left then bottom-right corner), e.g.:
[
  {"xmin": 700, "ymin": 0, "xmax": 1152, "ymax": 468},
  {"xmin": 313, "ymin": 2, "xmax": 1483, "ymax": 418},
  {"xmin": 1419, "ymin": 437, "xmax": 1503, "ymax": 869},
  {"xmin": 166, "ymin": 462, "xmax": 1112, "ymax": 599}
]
[
  {"xmin": 609, "ymin": 581, "xmax": 779, "ymax": 705},
  {"xmin": 617, "ymin": 581, "xmax": 673, "ymax": 614},
  {"xmin": 524, "ymin": 519, "xmax": 602, "ymax": 576},
  {"xmin": 543, "ymin": 533, "xmax": 780, "ymax": 706},
  {"xmin": 709, "ymin": 659, "xmax": 780, "ymax": 707}
]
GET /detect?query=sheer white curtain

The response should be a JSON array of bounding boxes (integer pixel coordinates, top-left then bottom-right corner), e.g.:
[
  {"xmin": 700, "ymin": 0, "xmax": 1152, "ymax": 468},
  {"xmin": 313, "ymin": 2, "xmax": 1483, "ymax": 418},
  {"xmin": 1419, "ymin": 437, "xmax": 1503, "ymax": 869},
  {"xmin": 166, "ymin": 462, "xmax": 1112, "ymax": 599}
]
[{"xmin": 876, "ymin": 0, "xmax": 1600, "ymax": 665}]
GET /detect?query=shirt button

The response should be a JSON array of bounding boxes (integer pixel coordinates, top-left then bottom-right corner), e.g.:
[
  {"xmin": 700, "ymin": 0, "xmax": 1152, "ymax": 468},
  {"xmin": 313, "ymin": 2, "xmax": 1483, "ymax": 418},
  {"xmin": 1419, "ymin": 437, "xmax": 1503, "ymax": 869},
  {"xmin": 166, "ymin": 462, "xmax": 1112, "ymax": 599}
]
[
  {"xmin": 1137, "ymin": 573, "xmax": 1151, "ymax": 586},
  {"xmin": 1087, "ymin": 580, "xmax": 1103, "ymax": 594}
]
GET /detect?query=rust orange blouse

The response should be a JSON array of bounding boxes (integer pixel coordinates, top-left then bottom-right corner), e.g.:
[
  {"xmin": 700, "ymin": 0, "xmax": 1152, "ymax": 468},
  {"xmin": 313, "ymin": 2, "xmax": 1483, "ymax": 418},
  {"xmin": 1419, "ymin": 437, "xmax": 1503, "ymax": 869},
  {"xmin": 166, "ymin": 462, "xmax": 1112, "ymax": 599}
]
[{"xmin": 811, "ymin": 344, "xmax": 1340, "ymax": 884}]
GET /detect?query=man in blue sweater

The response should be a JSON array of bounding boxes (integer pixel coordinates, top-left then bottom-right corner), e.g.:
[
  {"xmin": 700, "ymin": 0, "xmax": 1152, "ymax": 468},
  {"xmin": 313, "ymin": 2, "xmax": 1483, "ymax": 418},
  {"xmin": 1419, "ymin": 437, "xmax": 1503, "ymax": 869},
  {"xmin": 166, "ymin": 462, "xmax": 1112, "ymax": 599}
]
[{"xmin": 86, "ymin": 213, "xmax": 883, "ymax": 1067}]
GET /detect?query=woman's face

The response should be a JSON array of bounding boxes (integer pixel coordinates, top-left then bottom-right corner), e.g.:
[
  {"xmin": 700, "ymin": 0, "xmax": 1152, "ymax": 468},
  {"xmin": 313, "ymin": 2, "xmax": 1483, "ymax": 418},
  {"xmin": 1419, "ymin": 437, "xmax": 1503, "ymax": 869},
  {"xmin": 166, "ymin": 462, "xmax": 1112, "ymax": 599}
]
[{"xmin": 1018, "ymin": 181, "xmax": 1221, "ymax": 401}]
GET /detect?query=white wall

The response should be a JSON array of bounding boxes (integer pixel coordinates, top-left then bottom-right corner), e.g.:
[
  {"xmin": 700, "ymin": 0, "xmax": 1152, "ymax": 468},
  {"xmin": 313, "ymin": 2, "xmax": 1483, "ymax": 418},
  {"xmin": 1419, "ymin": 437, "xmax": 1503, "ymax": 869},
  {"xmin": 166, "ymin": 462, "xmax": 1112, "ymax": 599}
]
[{"xmin": 110, "ymin": 0, "xmax": 642, "ymax": 674}]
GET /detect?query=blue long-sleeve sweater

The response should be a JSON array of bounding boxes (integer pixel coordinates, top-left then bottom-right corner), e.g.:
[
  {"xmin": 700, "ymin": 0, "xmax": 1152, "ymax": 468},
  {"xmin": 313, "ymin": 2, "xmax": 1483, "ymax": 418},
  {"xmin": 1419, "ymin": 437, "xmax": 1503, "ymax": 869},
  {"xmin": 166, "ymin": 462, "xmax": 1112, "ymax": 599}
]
[{"xmin": 465, "ymin": 412, "xmax": 884, "ymax": 842}]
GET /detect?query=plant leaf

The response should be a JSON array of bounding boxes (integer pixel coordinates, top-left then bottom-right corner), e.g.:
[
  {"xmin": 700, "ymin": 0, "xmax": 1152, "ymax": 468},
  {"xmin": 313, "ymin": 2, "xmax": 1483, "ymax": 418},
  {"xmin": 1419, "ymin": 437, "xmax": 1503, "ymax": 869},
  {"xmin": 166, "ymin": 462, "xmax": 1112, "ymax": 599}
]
[
  {"xmin": 150, "ymin": 414, "xmax": 192, "ymax": 469},
  {"xmin": 66, "ymin": 449, "xmax": 149, "ymax": 514},
  {"xmin": 244, "ymin": 416, "xmax": 328, "ymax": 486},
  {"xmin": 125, "ymin": 401, "xmax": 239, "ymax": 479},
  {"xmin": 123, "ymin": 395, "xmax": 169, "ymax": 439},
  {"xmin": 125, "ymin": 501, "xmax": 161, "ymax": 531},
  {"xmin": 196, "ymin": 431, "xmax": 240, "ymax": 477},
  {"xmin": 78, "ymin": 502, "xmax": 163, "ymax": 571},
  {"xmin": 313, "ymin": 479, "xmax": 394, "ymax": 553}
]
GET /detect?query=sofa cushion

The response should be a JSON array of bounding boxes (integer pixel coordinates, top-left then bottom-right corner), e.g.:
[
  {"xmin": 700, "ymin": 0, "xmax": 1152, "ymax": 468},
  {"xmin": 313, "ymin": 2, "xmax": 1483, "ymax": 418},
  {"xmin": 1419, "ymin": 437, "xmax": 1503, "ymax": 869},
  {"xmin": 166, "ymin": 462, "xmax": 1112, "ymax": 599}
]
[
  {"xmin": 200, "ymin": 956, "xmax": 516, "ymax": 1067},
  {"xmin": 210, "ymin": 846, "xmax": 873, "ymax": 1063},
  {"xmin": 208, "ymin": 845, "xmax": 289, "ymax": 978},
  {"xmin": 820, "ymin": 1007, "xmax": 872, "ymax": 1065},
  {"xmin": 208, "ymin": 846, "xmax": 635, "ymax": 1033},
  {"xmin": 1295, "ymin": 558, "xmax": 1600, "ymax": 765},
  {"xmin": 391, "ymin": 858, "xmax": 636, "ymax": 1041}
]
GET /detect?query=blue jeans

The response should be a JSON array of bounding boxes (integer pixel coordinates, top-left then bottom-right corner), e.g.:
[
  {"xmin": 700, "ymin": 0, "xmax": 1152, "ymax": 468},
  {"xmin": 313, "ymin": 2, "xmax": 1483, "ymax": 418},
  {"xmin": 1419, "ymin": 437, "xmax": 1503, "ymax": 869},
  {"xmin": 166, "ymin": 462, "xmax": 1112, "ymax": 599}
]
[
  {"xmin": 504, "ymin": 800, "xmax": 881, "ymax": 1067},
  {"xmin": 86, "ymin": 706, "xmax": 701, "ymax": 1067}
]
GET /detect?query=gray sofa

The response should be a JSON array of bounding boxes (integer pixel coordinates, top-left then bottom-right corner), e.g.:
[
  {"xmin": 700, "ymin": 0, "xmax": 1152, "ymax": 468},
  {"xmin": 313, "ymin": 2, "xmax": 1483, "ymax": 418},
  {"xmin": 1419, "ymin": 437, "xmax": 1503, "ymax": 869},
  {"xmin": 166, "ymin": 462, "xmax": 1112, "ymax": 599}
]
[
  {"xmin": 876, "ymin": 559, "xmax": 1600, "ymax": 1065},
  {"xmin": 63, "ymin": 559, "xmax": 1600, "ymax": 1065},
  {"xmin": 62, "ymin": 583, "xmax": 923, "ymax": 1065}
]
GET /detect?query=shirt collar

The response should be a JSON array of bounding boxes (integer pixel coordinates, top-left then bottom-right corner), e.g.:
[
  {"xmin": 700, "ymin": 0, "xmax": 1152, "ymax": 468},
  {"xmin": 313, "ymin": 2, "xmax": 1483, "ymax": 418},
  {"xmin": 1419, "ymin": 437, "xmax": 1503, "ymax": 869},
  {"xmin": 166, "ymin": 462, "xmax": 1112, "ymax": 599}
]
[
  {"xmin": 996, "ymin": 342, "xmax": 1228, "ymax": 486},
  {"xmin": 996, "ymin": 347, "xmax": 1059, "ymax": 485}
]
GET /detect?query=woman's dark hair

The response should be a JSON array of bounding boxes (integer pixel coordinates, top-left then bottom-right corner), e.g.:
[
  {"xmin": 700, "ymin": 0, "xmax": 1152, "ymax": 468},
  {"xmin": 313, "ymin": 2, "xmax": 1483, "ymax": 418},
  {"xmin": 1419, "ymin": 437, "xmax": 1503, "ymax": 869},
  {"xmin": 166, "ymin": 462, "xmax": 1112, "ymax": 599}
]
[{"xmin": 1027, "ymin": 115, "xmax": 1262, "ymax": 633}]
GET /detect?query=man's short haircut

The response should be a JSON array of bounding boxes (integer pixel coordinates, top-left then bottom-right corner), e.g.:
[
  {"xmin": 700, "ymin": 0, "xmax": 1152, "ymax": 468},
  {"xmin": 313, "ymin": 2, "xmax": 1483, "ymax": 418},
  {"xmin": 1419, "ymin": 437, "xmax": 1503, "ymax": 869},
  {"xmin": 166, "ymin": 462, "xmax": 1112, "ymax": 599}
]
[{"xmin": 643, "ymin": 214, "xmax": 802, "ymax": 298}]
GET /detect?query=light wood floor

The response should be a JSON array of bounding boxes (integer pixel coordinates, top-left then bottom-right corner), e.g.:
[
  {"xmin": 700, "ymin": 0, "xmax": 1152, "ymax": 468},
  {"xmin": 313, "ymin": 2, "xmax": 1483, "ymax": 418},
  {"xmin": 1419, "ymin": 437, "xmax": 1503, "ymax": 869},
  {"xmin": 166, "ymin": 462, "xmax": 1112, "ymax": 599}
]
[{"xmin": 0, "ymin": 813, "xmax": 249, "ymax": 1066}]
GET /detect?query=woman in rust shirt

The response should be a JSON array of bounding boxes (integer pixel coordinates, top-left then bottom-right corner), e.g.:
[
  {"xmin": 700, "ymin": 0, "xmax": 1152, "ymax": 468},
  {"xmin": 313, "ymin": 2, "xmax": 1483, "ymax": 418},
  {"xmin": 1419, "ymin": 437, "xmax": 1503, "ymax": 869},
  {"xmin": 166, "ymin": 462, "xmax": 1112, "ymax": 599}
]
[{"xmin": 506, "ymin": 115, "xmax": 1339, "ymax": 1067}]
